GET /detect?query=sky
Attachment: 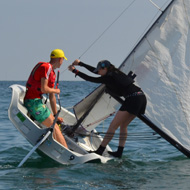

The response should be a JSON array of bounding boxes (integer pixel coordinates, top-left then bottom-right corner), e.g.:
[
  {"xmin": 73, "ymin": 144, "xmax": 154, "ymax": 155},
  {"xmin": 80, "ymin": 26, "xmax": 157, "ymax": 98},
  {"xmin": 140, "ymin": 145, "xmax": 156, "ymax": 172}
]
[{"xmin": 0, "ymin": 0, "xmax": 170, "ymax": 81}]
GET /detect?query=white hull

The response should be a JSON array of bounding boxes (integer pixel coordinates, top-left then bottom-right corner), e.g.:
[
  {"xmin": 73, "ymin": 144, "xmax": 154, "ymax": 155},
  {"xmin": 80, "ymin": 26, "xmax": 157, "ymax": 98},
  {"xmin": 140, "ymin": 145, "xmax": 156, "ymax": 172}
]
[{"xmin": 8, "ymin": 84, "xmax": 113, "ymax": 165}]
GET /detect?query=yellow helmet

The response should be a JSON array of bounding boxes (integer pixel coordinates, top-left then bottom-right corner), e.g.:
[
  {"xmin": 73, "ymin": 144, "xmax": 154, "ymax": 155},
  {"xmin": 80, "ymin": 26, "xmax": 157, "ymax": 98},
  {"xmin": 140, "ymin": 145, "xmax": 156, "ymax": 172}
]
[{"xmin": 50, "ymin": 49, "xmax": 67, "ymax": 60}]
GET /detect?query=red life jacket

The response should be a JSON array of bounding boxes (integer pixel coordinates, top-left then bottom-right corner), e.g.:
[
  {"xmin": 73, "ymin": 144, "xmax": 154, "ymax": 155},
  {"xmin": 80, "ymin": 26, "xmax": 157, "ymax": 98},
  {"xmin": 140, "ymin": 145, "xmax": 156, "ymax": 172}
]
[{"xmin": 24, "ymin": 62, "xmax": 56, "ymax": 99}]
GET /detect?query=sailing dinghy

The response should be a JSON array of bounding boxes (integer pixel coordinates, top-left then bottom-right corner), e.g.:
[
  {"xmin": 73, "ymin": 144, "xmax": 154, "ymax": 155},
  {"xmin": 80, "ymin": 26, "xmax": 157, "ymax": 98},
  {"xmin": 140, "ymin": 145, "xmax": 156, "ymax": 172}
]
[
  {"xmin": 8, "ymin": 0, "xmax": 190, "ymax": 166},
  {"xmin": 8, "ymin": 84, "xmax": 113, "ymax": 165}
]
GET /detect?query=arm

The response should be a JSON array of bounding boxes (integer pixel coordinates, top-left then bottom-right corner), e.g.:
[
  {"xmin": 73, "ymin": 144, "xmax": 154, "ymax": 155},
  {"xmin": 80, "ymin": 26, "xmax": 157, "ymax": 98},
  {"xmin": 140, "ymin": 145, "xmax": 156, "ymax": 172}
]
[
  {"xmin": 72, "ymin": 59, "xmax": 97, "ymax": 74},
  {"xmin": 41, "ymin": 78, "xmax": 63, "ymax": 122},
  {"xmin": 41, "ymin": 78, "xmax": 60, "ymax": 94},
  {"xmin": 75, "ymin": 71, "xmax": 104, "ymax": 83},
  {"xmin": 68, "ymin": 65, "xmax": 110, "ymax": 84},
  {"xmin": 49, "ymin": 92, "xmax": 63, "ymax": 122},
  {"xmin": 79, "ymin": 62, "xmax": 96, "ymax": 73}
]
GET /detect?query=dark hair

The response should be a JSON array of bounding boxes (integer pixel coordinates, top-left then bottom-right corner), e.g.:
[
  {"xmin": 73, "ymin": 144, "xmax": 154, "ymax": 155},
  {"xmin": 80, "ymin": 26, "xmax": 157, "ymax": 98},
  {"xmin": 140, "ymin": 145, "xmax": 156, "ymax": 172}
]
[{"xmin": 107, "ymin": 64, "xmax": 124, "ymax": 75}]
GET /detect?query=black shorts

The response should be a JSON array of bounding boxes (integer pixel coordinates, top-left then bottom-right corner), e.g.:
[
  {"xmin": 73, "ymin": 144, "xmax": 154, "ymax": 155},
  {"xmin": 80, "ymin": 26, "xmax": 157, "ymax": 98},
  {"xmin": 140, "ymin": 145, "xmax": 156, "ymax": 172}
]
[{"xmin": 119, "ymin": 93, "xmax": 147, "ymax": 116}]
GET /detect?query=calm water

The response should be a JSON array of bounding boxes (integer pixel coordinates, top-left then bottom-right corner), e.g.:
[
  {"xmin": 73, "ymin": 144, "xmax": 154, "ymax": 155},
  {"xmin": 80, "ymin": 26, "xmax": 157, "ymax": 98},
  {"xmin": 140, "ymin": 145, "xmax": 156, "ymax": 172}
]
[{"xmin": 0, "ymin": 81, "xmax": 190, "ymax": 190}]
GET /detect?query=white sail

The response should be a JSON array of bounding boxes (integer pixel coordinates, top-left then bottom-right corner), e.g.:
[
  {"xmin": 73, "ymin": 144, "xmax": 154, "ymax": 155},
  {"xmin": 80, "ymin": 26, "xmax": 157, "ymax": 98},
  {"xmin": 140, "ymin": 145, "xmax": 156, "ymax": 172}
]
[
  {"xmin": 74, "ymin": 85, "xmax": 119, "ymax": 132},
  {"xmin": 120, "ymin": 0, "xmax": 190, "ymax": 157},
  {"xmin": 74, "ymin": 0, "xmax": 190, "ymax": 157}
]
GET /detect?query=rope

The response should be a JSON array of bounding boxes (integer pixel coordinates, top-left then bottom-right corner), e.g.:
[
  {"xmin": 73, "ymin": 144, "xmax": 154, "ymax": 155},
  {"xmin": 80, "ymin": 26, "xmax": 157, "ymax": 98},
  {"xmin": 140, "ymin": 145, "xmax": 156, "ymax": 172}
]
[
  {"xmin": 60, "ymin": 67, "xmax": 68, "ymax": 75},
  {"xmin": 74, "ymin": 131, "xmax": 161, "ymax": 141},
  {"xmin": 78, "ymin": 0, "xmax": 137, "ymax": 59},
  {"xmin": 83, "ymin": 112, "xmax": 115, "ymax": 128},
  {"xmin": 120, "ymin": 1, "xmax": 169, "ymax": 72},
  {"xmin": 60, "ymin": 1, "xmax": 137, "ymax": 76},
  {"xmin": 60, "ymin": 0, "xmax": 163, "ymax": 75},
  {"xmin": 149, "ymin": 0, "xmax": 163, "ymax": 12}
]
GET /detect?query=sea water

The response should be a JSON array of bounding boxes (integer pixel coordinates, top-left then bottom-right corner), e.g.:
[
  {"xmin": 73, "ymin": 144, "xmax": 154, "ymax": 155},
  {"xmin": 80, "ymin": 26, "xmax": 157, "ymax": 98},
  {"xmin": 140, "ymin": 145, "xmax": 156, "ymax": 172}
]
[{"xmin": 0, "ymin": 81, "xmax": 190, "ymax": 190}]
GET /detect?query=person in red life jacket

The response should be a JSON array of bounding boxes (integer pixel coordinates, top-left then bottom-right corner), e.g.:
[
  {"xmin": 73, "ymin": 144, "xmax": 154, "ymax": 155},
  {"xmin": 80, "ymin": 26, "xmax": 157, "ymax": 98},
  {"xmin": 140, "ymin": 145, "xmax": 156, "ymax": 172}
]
[
  {"xmin": 68, "ymin": 59, "xmax": 147, "ymax": 158},
  {"xmin": 24, "ymin": 49, "xmax": 68, "ymax": 148}
]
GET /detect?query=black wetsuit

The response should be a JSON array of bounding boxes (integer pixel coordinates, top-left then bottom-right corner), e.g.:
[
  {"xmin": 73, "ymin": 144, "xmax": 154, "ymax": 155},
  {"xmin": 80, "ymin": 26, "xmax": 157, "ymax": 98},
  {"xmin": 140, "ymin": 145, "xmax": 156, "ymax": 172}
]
[{"xmin": 73, "ymin": 62, "xmax": 147, "ymax": 115}]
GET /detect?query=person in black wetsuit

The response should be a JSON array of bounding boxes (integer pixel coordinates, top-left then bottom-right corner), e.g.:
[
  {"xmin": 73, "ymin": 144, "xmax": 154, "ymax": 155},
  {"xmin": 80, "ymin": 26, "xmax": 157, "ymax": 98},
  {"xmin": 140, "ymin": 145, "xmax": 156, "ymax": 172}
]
[{"xmin": 68, "ymin": 59, "xmax": 147, "ymax": 158}]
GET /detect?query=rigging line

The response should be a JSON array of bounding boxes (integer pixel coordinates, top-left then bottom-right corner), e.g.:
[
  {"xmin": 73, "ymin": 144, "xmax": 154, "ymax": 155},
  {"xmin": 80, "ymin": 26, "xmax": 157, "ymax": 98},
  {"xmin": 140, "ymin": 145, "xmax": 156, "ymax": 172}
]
[
  {"xmin": 120, "ymin": 2, "xmax": 166, "ymax": 71},
  {"xmin": 75, "ymin": 131, "xmax": 159, "ymax": 137},
  {"xmin": 78, "ymin": 0, "xmax": 137, "ymax": 59},
  {"xmin": 90, "ymin": 136, "xmax": 161, "ymax": 140},
  {"xmin": 83, "ymin": 112, "xmax": 115, "ymax": 128},
  {"xmin": 75, "ymin": 132, "xmax": 161, "ymax": 140},
  {"xmin": 148, "ymin": 0, "xmax": 163, "ymax": 12},
  {"xmin": 183, "ymin": 0, "xmax": 190, "ymax": 28},
  {"xmin": 60, "ymin": 67, "xmax": 69, "ymax": 75},
  {"xmin": 97, "ymin": 132, "xmax": 158, "ymax": 136}
]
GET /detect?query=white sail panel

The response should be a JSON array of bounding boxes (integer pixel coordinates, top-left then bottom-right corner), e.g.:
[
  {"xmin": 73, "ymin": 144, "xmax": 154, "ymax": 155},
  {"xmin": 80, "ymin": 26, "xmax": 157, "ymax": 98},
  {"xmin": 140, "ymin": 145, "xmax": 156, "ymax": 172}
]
[
  {"xmin": 80, "ymin": 93, "xmax": 118, "ymax": 132},
  {"xmin": 74, "ymin": 85, "xmax": 119, "ymax": 132},
  {"xmin": 120, "ymin": 0, "xmax": 190, "ymax": 151}
]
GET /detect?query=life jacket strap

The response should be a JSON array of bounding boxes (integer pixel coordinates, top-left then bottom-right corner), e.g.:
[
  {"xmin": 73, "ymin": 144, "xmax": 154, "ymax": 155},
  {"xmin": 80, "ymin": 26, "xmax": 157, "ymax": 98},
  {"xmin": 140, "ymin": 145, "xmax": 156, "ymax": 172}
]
[{"xmin": 124, "ymin": 91, "xmax": 144, "ymax": 98}]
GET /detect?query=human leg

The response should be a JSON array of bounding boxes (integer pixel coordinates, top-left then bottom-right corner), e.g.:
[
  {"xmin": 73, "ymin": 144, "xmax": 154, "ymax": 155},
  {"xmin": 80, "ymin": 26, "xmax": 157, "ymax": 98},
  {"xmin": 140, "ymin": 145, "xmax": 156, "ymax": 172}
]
[
  {"xmin": 106, "ymin": 94, "xmax": 146, "ymax": 157},
  {"xmin": 42, "ymin": 114, "xmax": 68, "ymax": 148},
  {"xmin": 94, "ymin": 110, "xmax": 132, "ymax": 155},
  {"xmin": 119, "ymin": 112, "xmax": 136, "ymax": 147},
  {"xmin": 24, "ymin": 99, "xmax": 68, "ymax": 148},
  {"xmin": 101, "ymin": 110, "xmax": 134, "ymax": 147},
  {"xmin": 108, "ymin": 112, "xmax": 135, "ymax": 158}
]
